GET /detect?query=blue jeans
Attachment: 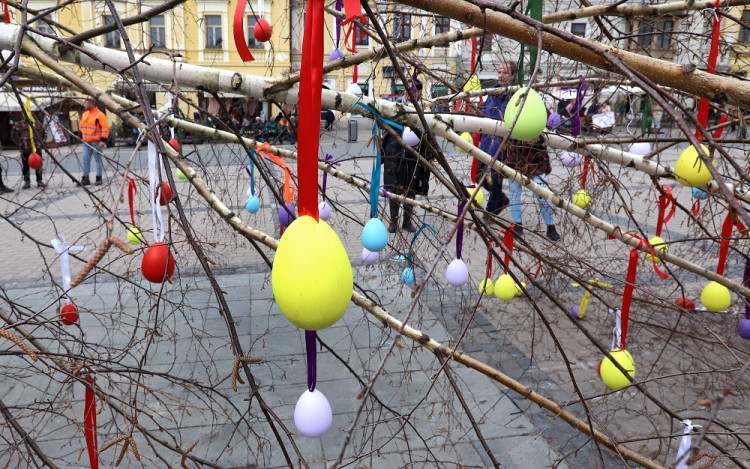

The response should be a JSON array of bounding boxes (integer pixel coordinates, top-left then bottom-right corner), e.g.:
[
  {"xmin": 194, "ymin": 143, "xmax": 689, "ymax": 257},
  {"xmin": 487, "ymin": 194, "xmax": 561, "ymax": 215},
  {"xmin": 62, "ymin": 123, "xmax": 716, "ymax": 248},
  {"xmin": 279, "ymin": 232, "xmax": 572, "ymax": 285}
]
[
  {"xmin": 82, "ymin": 142, "xmax": 103, "ymax": 178},
  {"xmin": 508, "ymin": 175, "xmax": 555, "ymax": 226}
]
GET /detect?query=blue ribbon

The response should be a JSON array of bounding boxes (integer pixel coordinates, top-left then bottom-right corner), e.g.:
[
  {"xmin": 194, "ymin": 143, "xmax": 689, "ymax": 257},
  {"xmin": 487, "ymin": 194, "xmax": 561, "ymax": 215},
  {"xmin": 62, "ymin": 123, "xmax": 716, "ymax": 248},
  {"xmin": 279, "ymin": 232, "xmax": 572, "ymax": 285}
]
[{"xmin": 244, "ymin": 159, "xmax": 256, "ymax": 197}]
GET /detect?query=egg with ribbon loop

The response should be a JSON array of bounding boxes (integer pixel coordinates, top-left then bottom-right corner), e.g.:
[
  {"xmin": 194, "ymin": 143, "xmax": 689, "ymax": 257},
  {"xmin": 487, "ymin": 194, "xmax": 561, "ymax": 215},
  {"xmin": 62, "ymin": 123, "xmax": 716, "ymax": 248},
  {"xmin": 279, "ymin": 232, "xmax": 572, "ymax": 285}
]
[
  {"xmin": 361, "ymin": 248, "xmax": 378, "ymax": 264},
  {"xmin": 28, "ymin": 152, "xmax": 43, "ymax": 170},
  {"xmin": 463, "ymin": 75, "xmax": 481, "ymax": 92},
  {"xmin": 318, "ymin": 201, "xmax": 331, "ymax": 221},
  {"xmin": 644, "ymin": 236, "xmax": 668, "ymax": 264},
  {"xmin": 599, "ymin": 349, "xmax": 636, "ymax": 389},
  {"xmin": 294, "ymin": 389, "xmax": 332, "ymax": 438},
  {"xmin": 59, "ymin": 303, "xmax": 79, "ymax": 326},
  {"xmin": 402, "ymin": 127, "xmax": 420, "ymax": 146},
  {"xmin": 692, "ymin": 187, "xmax": 708, "ymax": 200},
  {"xmin": 245, "ymin": 196, "xmax": 261, "ymax": 214},
  {"xmin": 156, "ymin": 182, "xmax": 173, "ymax": 206},
  {"xmin": 328, "ymin": 48, "xmax": 344, "ymax": 62},
  {"xmin": 674, "ymin": 144, "xmax": 712, "ymax": 187},
  {"xmin": 494, "ymin": 274, "xmax": 517, "ymax": 301},
  {"xmin": 347, "ymin": 83, "xmax": 363, "ymax": 95},
  {"xmin": 272, "ymin": 216, "xmax": 353, "ymax": 330},
  {"xmin": 361, "ymin": 218, "xmax": 388, "ymax": 252},
  {"xmin": 628, "ymin": 142, "xmax": 651, "ymax": 156},
  {"xmin": 503, "ymin": 87, "xmax": 547, "ymax": 141},
  {"xmin": 278, "ymin": 203, "xmax": 296, "ymax": 228},
  {"xmin": 127, "ymin": 226, "xmax": 144, "ymax": 245},
  {"xmin": 445, "ymin": 259, "xmax": 469, "ymax": 287},
  {"xmin": 559, "ymin": 150, "xmax": 583, "ymax": 168},
  {"xmin": 457, "ymin": 132, "xmax": 473, "ymax": 153},
  {"xmin": 478, "ymin": 278, "xmax": 494, "ymax": 297},
  {"xmin": 573, "ymin": 189, "xmax": 591, "ymax": 209},
  {"xmin": 176, "ymin": 168, "xmax": 187, "ymax": 180},
  {"xmin": 700, "ymin": 281, "xmax": 731, "ymax": 312},
  {"xmin": 402, "ymin": 267, "xmax": 415, "ymax": 285},
  {"xmin": 253, "ymin": 17, "xmax": 272, "ymax": 42},
  {"xmin": 141, "ymin": 242, "xmax": 176, "ymax": 284}
]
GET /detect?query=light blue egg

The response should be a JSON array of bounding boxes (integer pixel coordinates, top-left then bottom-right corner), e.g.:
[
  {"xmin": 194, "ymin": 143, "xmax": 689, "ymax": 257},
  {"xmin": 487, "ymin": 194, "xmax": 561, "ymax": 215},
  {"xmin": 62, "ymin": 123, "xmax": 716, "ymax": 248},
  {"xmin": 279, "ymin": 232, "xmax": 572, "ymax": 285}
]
[
  {"xmin": 245, "ymin": 196, "xmax": 261, "ymax": 213},
  {"xmin": 362, "ymin": 218, "xmax": 388, "ymax": 252},
  {"xmin": 402, "ymin": 267, "xmax": 415, "ymax": 285},
  {"xmin": 692, "ymin": 187, "xmax": 708, "ymax": 200}
]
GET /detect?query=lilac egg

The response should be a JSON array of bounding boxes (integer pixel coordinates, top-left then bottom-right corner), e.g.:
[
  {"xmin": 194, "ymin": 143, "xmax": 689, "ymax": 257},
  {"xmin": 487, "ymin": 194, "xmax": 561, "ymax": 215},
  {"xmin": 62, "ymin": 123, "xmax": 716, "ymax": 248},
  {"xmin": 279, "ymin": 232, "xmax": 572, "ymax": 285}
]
[
  {"xmin": 329, "ymin": 48, "xmax": 345, "ymax": 62},
  {"xmin": 361, "ymin": 248, "xmax": 378, "ymax": 264},
  {"xmin": 570, "ymin": 306, "xmax": 580, "ymax": 318},
  {"xmin": 560, "ymin": 150, "xmax": 583, "ymax": 168},
  {"xmin": 629, "ymin": 142, "xmax": 652, "ymax": 156},
  {"xmin": 278, "ymin": 203, "xmax": 296, "ymax": 228},
  {"xmin": 445, "ymin": 259, "xmax": 469, "ymax": 287},
  {"xmin": 738, "ymin": 319, "xmax": 750, "ymax": 339},
  {"xmin": 319, "ymin": 201, "xmax": 332, "ymax": 221}
]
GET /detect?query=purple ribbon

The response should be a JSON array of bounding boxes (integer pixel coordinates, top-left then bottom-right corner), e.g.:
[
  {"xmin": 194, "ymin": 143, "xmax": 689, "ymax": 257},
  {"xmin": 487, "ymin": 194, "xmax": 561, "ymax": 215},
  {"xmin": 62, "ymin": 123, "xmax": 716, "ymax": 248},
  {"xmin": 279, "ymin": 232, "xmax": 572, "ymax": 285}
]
[
  {"xmin": 321, "ymin": 154, "xmax": 339, "ymax": 202},
  {"xmin": 744, "ymin": 256, "xmax": 750, "ymax": 319},
  {"xmin": 571, "ymin": 75, "xmax": 588, "ymax": 137},
  {"xmin": 456, "ymin": 201, "xmax": 464, "ymax": 259},
  {"xmin": 305, "ymin": 330, "xmax": 317, "ymax": 392},
  {"xmin": 411, "ymin": 64, "xmax": 423, "ymax": 94},
  {"xmin": 335, "ymin": 0, "xmax": 343, "ymax": 48}
]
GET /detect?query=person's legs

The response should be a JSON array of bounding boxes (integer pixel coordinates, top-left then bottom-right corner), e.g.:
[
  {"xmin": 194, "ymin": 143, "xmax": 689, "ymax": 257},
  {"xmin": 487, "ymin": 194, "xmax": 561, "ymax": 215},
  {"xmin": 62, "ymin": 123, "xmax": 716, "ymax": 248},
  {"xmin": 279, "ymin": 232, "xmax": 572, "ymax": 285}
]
[
  {"xmin": 21, "ymin": 151, "xmax": 31, "ymax": 187},
  {"xmin": 82, "ymin": 144, "xmax": 93, "ymax": 178},
  {"xmin": 508, "ymin": 179, "xmax": 524, "ymax": 224},
  {"xmin": 484, "ymin": 169, "xmax": 509, "ymax": 214},
  {"xmin": 388, "ymin": 198, "xmax": 400, "ymax": 233},
  {"xmin": 0, "ymin": 166, "xmax": 12, "ymax": 192},
  {"xmin": 93, "ymin": 147, "xmax": 104, "ymax": 179},
  {"xmin": 533, "ymin": 175, "xmax": 555, "ymax": 226}
]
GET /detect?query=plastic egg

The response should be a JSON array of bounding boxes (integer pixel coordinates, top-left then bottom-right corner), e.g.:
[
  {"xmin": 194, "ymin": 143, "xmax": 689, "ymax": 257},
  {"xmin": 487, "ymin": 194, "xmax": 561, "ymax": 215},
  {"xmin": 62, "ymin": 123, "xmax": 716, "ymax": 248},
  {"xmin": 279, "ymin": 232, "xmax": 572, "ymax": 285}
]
[
  {"xmin": 156, "ymin": 182, "xmax": 173, "ymax": 206},
  {"xmin": 692, "ymin": 187, "xmax": 708, "ymax": 200},
  {"xmin": 278, "ymin": 203, "xmax": 296, "ymax": 227},
  {"xmin": 362, "ymin": 218, "xmax": 388, "ymax": 252},
  {"xmin": 469, "ymin": 186, "xmax": 485, "ymax": 208},
  {"xmin": 445, "ymin": 259, "xmax": 469, "ymax": 287},
  {"xmin": 503, "ymin": 87, "xmax": 547, "ymax": 141},
  {"xmin": 599, "ymin": 349, "xmax": 636, "ymax": 389},
  {"xmin": 245, "ymin": 196, "xmax": 261, "ymax": 214},
  {"xmin": 457, "ymin": 132, "xmax": 473, "ymax": 153},
  {"xmin": 629, "ymin": 142, "xmax": 651, "ymax": 156},
  {"xmin": 644, "ymin": 236, "xmax": 668, "ymax": 264},
  {"xmin": 402, "ymin": 267, "xmax": 415, "ymax": 285},
  {"xmin": 28, "ymin": 152, "xmax": 43, "ymax": 170},
  {"xmin": 494, "ymin": 274, "xmax": 517, "ymax": 301},
  {"xmin": 168, "ymin": 138, "xmax": 181, "ymax": 153},
  {"xmin": 127, "ymin": 226, "xmax": 144, "ymax": 245},
  {"xmin": 570, "ymin": 306, "xmax": 580, "ymax": 318},
  {"xmin": 329, "ymin": 48, "xmax": 344, "ymax": 62},
  {"xmin": 361, "ymin": 248, "xmax": 378, "ymax": 264},
  {"xmin": 738, "ymin": 319, "xmax": 750, "ymax": 339},
  {"xmin": 700, "ymin": 281, "xmax": 731, "ymax": 312},
  {"xmin": 675, "ymin": 297, "xmax": 695, "ymax": 310},
  {"xmin": 463, "ymin": 75, "xmax": 482, "ymax": 92},
  {"xmin": 59, "ymin": 303, "xmax": 79, "ymax": 325},
  {"xmin": 560, "ymin": 150, "xmax": 583, "ymax": 168},
  {"xmin": 176, "ymin": 168, "xmax": 187, "ymax": 180},
  {"xmin": 141, "ymin": 242, "xmax": 176, "ymax": 284},
  {"xmin": 272, "ymin": 216, "xmax": 353, "ymax": 330},
  {"xmin": 319, "ymin": 201, "xmax": 331, "ymax": 221},
  {"xmin": 294, "ymin": 389, "xmax": 332, "ymax": 438},
  {"xmin": 515, "ymin": 281, "xmax": 526, "ymax": 297},
  {"xmin": 478, "ymin": 278, "xmax": 494, "ymax": 297},
  {"xmin": 253, "ymin": 18, "xmax": 272, "ymax": 42},
  {"xmin": 347, "ymin": 83, "xmax": 363, "ymax": 95},
  {"xmin": 402, "ymin": 127, "xmax": 420, "ymax": 146},
  {"xmin": 674, "ymin": 144, "xmax": 712, "ymax": 187},
  {"xmin": 573, "ymin": 189, "xmax": 590, "ymax": 209}
]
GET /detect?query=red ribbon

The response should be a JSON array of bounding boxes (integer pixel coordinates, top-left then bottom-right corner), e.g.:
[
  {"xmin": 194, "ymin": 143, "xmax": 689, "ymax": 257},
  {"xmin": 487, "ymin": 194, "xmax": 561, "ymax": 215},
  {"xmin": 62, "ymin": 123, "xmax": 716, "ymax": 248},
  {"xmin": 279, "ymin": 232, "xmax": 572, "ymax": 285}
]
[
  {"xmin": 627, "ymin": 233, "xmax": 669, "ymax": 279},
  {"xmin": 713, "ymin": 114, "xmax": 728, "ymax": 139},
  {"xmin": 233, "ymin": 0, "xmax": 255, "ymax": 62},
  {"xmin": 717, "ymin": 210, "xmax": 748, "ymax": 276},
  {"xmin": 340, "ymin": 0, "xmax": 364, "ymax": 25},
  {"xmin": 502, "ymin": 227, "xmax": 515, "ymax": 273},
  {"xmin": 580, "ymin": 157, "xmax": 595, "ymax": 188},
  {"xmin": 2, "ymin": 0, "xmax": 9, "ymax": 23},
  {"xmin": 527, "ymin": 259, "xmax": 542, "ymax": 280},
  {"xmin": 296, "ymin": 0, "xmax": 324, "ymax": 219},
  {"xmin": 692, "ymin": 199, "xmax": 701, "ymax": 216},
  {"xmin": 125, "ymin": 175, "xmax": 137, "ymax": 226},
  {"xmin": 620, "ymin": 249, "xmax": 638, "ymax": 350},
  {"xmin": 696, "ymin": 0, "xmax": 721, "ymax": 141},
  {"xmin": 655, "ymin": 185, "xmax": 675, "ymax": 237},
  {"xmin": 486, "ymin": 247, "xmax": 493, "ymax": 277},
  {"xmin": 84, "ymin": 376, "xmax": 99, "ymax": 469}
]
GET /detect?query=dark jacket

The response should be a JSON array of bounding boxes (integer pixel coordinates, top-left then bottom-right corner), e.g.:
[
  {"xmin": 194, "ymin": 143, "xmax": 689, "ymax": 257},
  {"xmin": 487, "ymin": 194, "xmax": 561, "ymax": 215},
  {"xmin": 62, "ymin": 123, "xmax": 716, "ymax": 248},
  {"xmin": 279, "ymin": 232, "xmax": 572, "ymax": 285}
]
[
  {"xmin": 504, "ymin": 139, "xmax": 551, "ymax": 177},
  {"xmin": 11, "ymin": 120, "xmax": 45, "ymax": 155},
  {"xmin": 478, "ymin": 89, "xmax": 512, "ymax": 159},
  {"xmin": 381, "ymin": 128, "xmax": 433, "ymax": 196}
]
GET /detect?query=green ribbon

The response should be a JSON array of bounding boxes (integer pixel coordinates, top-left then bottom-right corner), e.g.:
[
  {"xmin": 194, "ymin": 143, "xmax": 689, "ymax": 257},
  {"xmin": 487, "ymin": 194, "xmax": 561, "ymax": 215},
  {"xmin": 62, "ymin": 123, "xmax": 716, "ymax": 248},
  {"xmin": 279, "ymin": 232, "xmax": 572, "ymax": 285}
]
[{"xmin": 517, "ymin": 0, "xmax": 542, "ymax": 85}]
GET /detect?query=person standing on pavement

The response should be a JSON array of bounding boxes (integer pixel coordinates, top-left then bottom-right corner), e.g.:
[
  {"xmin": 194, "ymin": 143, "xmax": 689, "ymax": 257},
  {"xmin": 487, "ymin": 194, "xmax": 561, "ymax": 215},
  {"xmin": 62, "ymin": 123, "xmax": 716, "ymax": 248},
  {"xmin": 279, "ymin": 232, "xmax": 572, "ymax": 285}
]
[
  {"xmin": 10, "ymin": 112, "xmax": 46, "ymax": 189},
  {"xmin": 79, "ymin": 98, "xmax": 109, "ymax": 186},
  {"xmin": 477, "ymin": 60, "xmax": 516, "ymax": 215}
]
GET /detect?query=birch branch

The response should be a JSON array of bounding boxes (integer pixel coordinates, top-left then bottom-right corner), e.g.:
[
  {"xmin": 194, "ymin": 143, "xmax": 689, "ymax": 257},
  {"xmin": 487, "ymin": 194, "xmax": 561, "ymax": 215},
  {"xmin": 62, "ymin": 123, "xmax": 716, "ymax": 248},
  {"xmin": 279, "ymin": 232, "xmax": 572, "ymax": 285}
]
[{"xmin": 543, "ymin": 0, "xmax": 750, "ymax": 24}]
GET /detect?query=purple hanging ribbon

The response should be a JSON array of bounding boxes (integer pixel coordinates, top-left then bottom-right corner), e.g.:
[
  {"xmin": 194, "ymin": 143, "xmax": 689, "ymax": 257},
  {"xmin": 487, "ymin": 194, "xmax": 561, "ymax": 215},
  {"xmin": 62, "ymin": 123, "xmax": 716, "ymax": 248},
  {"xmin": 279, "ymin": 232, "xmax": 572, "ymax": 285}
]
[
  {"xmin": 411, "ymin": 64, "xmax": 423, "ymax": 94},
  {"xmin": 335, "ymin": 0, "xmax": 343, "ymax": 48},
  {"xmin": 305, "ymin": 330, "xmax": 317, "ymax": 392},
  {"xmin": 744, "ymin": 256, "xmax": 750, "ymax": 320},
  {"xmin": 456, "ymin": 201, "xmax": 464, "ymax": 259},
  {"xmin": 571, "ymin": 75, "xmax": 588, "ymax": 138},
  {"xmin": 321, "ymin": 154, "xmax": 339, "ymax": 202}
]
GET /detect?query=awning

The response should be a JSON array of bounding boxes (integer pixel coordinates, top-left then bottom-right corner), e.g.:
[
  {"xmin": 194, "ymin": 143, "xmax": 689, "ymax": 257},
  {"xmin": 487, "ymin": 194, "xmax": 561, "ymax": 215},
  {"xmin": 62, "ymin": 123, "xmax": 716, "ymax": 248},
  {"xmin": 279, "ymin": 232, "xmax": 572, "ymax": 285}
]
[{"xmin": 0, "ymin": 91, "xmax": 70, "ymax": 112}]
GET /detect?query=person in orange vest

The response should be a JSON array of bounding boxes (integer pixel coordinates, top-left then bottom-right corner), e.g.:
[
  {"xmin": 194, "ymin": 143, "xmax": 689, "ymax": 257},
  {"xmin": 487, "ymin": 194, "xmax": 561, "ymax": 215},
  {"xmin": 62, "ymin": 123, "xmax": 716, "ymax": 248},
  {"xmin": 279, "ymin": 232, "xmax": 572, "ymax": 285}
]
[{"xmin": 79, "ymin": 98, "xmax": 109, "ymax": 186}]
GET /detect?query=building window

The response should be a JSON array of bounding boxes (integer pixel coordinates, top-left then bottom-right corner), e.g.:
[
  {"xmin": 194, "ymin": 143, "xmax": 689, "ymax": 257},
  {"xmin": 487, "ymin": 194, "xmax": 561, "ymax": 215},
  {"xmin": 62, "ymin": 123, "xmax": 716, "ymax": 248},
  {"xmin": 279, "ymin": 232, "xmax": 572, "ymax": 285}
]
[
  {"xmin": 355, "ymin": 18, "xmax": 369, "ymax": 46},
  {"xmin": 741, "ymin": 10, "xmax": 750, "ymax": 42},
  {"xmin": 149, "ymin": 15, "xmax": 166, "ymax": 48},
  {"xmin": 571, "ymin": 23, "xmax": 586, "ymax": 37},
  {"xmin": 394, "ymin": 14, "xmax": 411, "ymax": 42},
  {"xmin": 104, "ymin": 16, "xmax": 121, "ymax": 48},
  {"xmin": 655, "ymin": 20, "xmax": 673, "ymax": 48},
  {"xmin": 205, "ymin": 15, "xmax": 222, "ymax": 49},
  {"xmin": 636, "ymin": 21, "xmax": 653, "ymax": 48},
  {"xmin": 435, "ymin": 16, "xmax": 450, "ymax": 35},
  {"xmin": 247, "ymin": 16, "xmax": 259, "ymax": 48},
  {"xmin": 37, "ymin": 20, "xmax": 54, "ymax": 35}
]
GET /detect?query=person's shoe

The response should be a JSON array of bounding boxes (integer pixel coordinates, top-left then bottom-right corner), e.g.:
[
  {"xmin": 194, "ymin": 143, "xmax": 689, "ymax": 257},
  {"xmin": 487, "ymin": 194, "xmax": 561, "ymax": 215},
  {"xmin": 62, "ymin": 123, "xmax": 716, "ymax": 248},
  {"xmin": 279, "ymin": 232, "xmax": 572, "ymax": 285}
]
[
  {"xmin": 388, "ymin": 220, "xmax": 398, "ymax": 233},
  {"xmin": 36, "ymin": 181, "xmax": 46, "ymax": 188},
  {"xmin": 511, "ymin": 223, "xmax": 523, "ymax": 236},
  {"xmin": 94, "ymin": 176, "xmax": 103, "ymax": 186},
  {"xmin": 402, "ymin": 220, "xmax": 416, "ymax": 233},
  {"xmin": 80, "ymin": 176, "xmax": 90, "ymax": 186},
  {"xmin": 546, "ymin": 225, "xmax": 561, "ymax": 242},
  {"xmin": 22, "ymin": 181, "xmax": 31, "ymax": 189},
  {"xmin": 489, "ymin": 196, "xmax": 510, "ymax": 215},
  {"xmin": 0, "ymin": 186, "xmax": 13, "ymax": 193}
]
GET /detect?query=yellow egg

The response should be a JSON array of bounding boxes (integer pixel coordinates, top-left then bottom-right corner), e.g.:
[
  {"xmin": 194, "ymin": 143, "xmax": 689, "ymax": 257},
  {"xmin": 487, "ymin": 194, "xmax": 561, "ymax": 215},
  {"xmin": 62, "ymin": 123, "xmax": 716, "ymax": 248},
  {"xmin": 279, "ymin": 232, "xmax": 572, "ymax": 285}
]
[
  {"xmin": 700, "ymin": 281, "xmax": 731, "ymax": 312},
  {"xmin": 494, "ymin": 274, "xmax": 517, "ymax": 301},
  {"xmin": 463, "ymin": 75, "xmax": 482, "ymax": 92},
  {"xmin": 644, "ymin": 236, "xmax": 668, "ymax": 264},
  {"xmin": 515, "ymin": 281, "xmax": 526, "ymax": 297},
  {"xmin": 503, "ymin": 87, "xmax": 547, "ymax": 141},
  {"xmin": 478, "ymin": 278, "xmax": 494, "ymax": 297},
  {"xmin": 127, "ymin": 226, "xmax": 143, "ymax": 245},
  {"xmin": 674, "ymin": 144, "xmax": 712, "ymax": 187},
  {"xmin": 600, "ymin": 349, "xmax": 635, "ymax": 389},
  {"xmin": 573, "ymin": 189, "xmax": 590, "ymax": 209},
  {"xmin": 469, "ymin": 186, "xmax": 485, "ymax": 208},
  {"xmin": 272, "ymin": 216, "xmax": 354, "ymax": 330},
  {"xmin": 457, "ymin": 132, "xmax": 474, "ymax": 153}
]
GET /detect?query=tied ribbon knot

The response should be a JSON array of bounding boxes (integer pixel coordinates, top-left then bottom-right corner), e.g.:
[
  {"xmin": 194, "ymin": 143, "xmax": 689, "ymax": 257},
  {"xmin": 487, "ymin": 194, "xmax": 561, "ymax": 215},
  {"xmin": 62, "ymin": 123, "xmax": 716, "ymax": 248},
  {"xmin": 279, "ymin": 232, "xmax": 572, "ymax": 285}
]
[
  {"xmin": 256, "ymin": 142, "xmax": 294, "ymax": 204},
  {"xmin": 340, "ymin": 0, "xmax": 364, "ymax": 25},
  {"xmin": 626, "ymin": 233, "xmax": 669, "ymax": 279},
  {"xmin": 656, "ymin": 185, "xmax": 675, "ymax": 237},
  {"xmin": 717, "ymin": 209, "xmax": 748, "ymax": 276}
]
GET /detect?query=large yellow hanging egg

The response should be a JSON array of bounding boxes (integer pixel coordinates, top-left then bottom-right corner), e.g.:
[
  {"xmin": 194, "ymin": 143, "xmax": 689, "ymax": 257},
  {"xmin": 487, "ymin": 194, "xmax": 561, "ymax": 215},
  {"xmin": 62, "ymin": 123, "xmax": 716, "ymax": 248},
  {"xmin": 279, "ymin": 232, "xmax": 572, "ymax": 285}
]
[
  {"xmin": 644, "ymin": 236, "xmax": 668, "ymax": 264},
  {"xmin": 700, "ymin": 281, "xmax": 731, "ymax": 312},
  {"xmin": 599, "ymin": 349, "xmax": 636, "ymax": 390},
  {"xmin": 503, "ymin": 87, "xmax": 547, "ymax": 141},
  {"xmin": 494, "ymin": 274, "xmax": 517, "ymax": 301},
  {"xmin": 674, "ymin": 145, "xmax": 712, "ymax": 187},
  {"xmin": 272, "ymin": 216, "xmax": 354, "ymax": 330}
]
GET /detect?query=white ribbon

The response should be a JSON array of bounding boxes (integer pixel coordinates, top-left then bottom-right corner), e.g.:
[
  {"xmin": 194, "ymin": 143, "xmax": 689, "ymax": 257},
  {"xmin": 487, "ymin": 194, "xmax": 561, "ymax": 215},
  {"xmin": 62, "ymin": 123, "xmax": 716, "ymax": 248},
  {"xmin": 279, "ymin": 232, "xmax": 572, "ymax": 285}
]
[
  {"xmin": 610, "ymin": 308, "xmax": 622, "ymax": 350},
  {"xmin": 675, "ymin": 419, "xmax": 701, "ymax": 469},
  {"xmin": 148, "ymin": 141, "xmax": 165, "ymax": 243},
  {"xmin": 157, "ymin": 92, "xmax": 176, "ymax": 140},
  {"xmin": 51, "ymin": 236, "xmax": 85, "ymax": 303}
]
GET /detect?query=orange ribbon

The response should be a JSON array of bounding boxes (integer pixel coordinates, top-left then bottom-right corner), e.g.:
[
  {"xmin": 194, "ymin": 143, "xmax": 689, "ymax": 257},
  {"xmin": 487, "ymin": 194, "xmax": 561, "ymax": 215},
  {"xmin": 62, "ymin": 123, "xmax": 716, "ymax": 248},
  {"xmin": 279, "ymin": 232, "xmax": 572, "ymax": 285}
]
[{"xmin": 256, "ymin": 142, "xmax": 294, "ymax": 204}]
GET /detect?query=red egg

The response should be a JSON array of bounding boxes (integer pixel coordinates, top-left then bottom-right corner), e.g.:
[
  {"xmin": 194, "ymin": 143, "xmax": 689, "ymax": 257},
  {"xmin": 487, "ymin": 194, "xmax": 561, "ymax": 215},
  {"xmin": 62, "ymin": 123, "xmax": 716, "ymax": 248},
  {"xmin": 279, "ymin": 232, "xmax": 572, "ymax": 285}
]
[
  {"xmin": 60, "ymin": 303, "xmax": 79, "ymax": 325},
  {"xmin": 141, "ymin": 242, "xmax": 176, "ymax": 283},
  {"xmin": 254, "ymin": 18, "xmax": 272, "ymax": 42},
  {"xmin": 28, "ymin": 152, "xmax": 43, "ymax": 170},
  {"xmin": 169, "ymin": 138, "xmax": 181, "ymax": 153},
  {"xmin": 675, "ymin": 297, "xmax": 695, "ymax": 310},
  {"xmin": 156, "ymin": 182, "xmax": 173, "ymax": 206}
]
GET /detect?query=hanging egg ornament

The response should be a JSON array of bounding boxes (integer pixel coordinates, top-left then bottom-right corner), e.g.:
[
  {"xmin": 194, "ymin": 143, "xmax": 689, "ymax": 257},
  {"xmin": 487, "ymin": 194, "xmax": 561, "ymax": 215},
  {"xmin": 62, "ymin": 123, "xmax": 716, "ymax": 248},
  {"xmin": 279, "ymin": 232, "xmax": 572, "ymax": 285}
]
[
  {"xmin": 253, "ymin": 18, "xmax": 272, "ymax": 42},
  {"xmin": 692, "ymin": 187, "xmax": 708, "ymax": 200},
  {"xmin": 361, "ymin": 248, "xmax": 378, "ymax": 264},
  {"xmin": 463, "ymin": 75, "xmax": 482, "ymax": 92},
  {"xmin": 570, "ymin": 306, "xmax": 581, "ymax": 318},
  {"xmin": 127, "ymin": 226, "xmax": 144, "ymax": 245},
  {"xmin": 469, "ymin": 186, "xmax": 485, "ymax": 208},
  {"xmin": 738, "ymin": 319, "xmax": 750, "ymax": 340},
  {"xmin": 644, "ymin": 236, "xmax": 668, "ymax": 264},
  {"xmin": 494, "ymin": 274, "xmax": 517, "ymax": 301},
  {"xmin": 457, "ymin": 132, "xmax": 474, "ymax": 153},
  {"xmin": 628, "ymin": 142, "xmax": 652, "ymax": 156},
  {"xmin": 402, "ymin": 267, "xmax": 415, "ymax": 285},
  {"xmin": 700, "ymin": 281, "xmax": 731, "ymax": 312},
  {"xmin": 318, "ymin": 201, "xmax": 331, "ymax": 221},
  {"xmin": 502, "ymin": 87, "xmax": 547, "ymax": 141},
  {"xmin": 168, "ymin": 138, "xmax": 181, "ymax": 153},
  {"xmin": 278, "ymin": 203, "xmax": 296, "ymax": 228},
  {"xmin": 141, "ymin": 242, "xmax": 176, "ymax": 284},
  {"xmin": 674, "ymin": 144, "xmax": 712, "ymax": 187},
  {"xmin": 599, "ymin": 349, "xmax": 636, "ymax": 389},
  {"xmin": 402, "ymin": 127, "xmax": 420, "ymax": 146},
  {"xmin": 245, "ymin": 196, "xmax": 261, "ymax": 214},
  {"xmin": 59, "ymin": 303, "xmax": 79, "ymax": 325},
  {"xmin": 28, "ymin": 152, "xmax": 43, "ymax": 170},
  {"xmin": 347, "ymin": 83, "xmax": 363, "ymax": 95},
  {"xmin": 361, "ymin": 218, "xmax": 388, "ymax": 252},
  {"xmin": 560, "ymin": 150, "xmax": 583, "ymax": 168},
  {"xmin": 156, "ymin": 182, "xmax": 173, "ymax": 206},
  {"xmin": 294, "ymin": 389, "xmax": 333, "ymax": 438},
  {"xmin": 573, "ymin": 189, "xmax": 591, "ymax": 209},
  {"xmin": 328, "ymin": 48, "xmax": 344, "ymax": 62},
  {"xmin": 515, "ymin": 281, "xmax": 526, "ymax": 297},
  {"xmin": 176, "ymin": 168, "xmax": 187, "ymax": 180},
  {"xmin": 478, "ymin": 278, "xmax": 494, "ymax": 297},
  {"xmin": 675, "ymin": 297, "xmax": 695, "ymax": 310},
  {"xmin": 445, "ymin": 259, "xmax": 469, "ymax": 287},
  {"xmin": 272, "ymin": 216, "xmax": 353, "ymax": 330}
]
